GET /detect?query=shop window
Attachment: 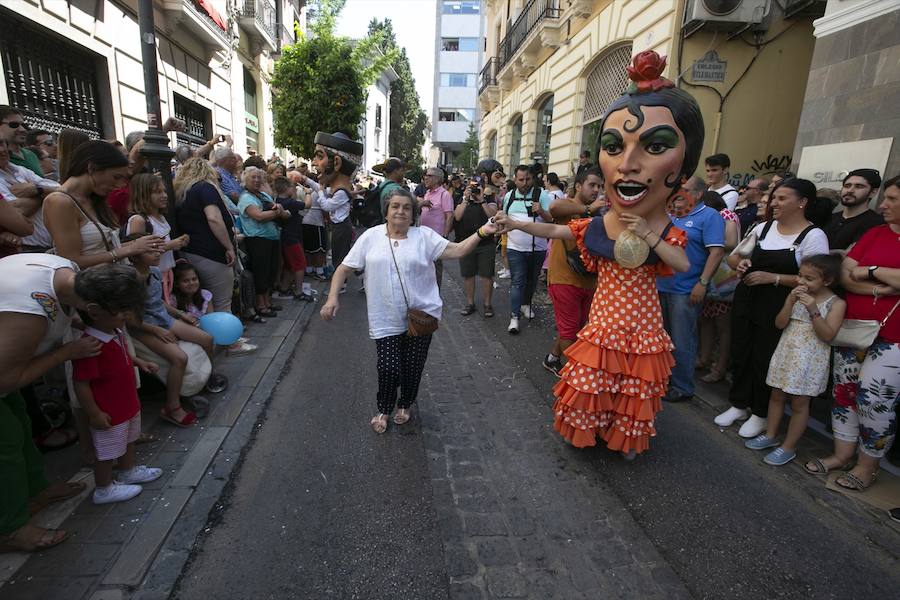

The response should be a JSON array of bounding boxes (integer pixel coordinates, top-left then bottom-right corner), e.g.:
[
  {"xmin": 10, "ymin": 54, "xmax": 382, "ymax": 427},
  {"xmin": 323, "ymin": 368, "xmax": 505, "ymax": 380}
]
[
  {"xmin": 439, "ymin": 109, "xmax": 475, "ymax": 122},
  {"xmin": 173, "ymin": 94, "xmax": 211, "ymax": 148},
  {"xmin": 488, "ymin": 131, "xmax": 497, "ymax": 159},
  {"xmin": 442, "ymin": 1, "xmax": 480, "ymax": 15},
  {"xmin": 582, "ymin": 43, "xmax": 632, "ymax": 157},
  {"xmin": 534, "ymin": 95, "xmax": 554, "ymax": 162},
  {"xmin": 440, "ymin": 73, "xmax": 476, "ymax": 87},
  {"xmin": 509, "ymin": 115, "xmax": 522, "ymax": 170},
  {"xmin": 441, "ymin": 37, "xmax": 479, "ymax": 52}
]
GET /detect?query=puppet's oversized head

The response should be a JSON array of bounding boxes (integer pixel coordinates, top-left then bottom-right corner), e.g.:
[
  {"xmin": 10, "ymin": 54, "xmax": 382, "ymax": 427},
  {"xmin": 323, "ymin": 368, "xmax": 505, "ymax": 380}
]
[{"xmin": 597, "ymin": 51, "xmax": 704, "ymax": 219}]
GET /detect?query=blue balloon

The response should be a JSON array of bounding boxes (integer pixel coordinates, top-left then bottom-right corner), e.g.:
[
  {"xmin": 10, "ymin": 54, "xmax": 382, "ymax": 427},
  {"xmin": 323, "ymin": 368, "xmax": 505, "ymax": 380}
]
[{"xmin": 198, "ymin": 312, "xmax": 244, "ymax": 346}]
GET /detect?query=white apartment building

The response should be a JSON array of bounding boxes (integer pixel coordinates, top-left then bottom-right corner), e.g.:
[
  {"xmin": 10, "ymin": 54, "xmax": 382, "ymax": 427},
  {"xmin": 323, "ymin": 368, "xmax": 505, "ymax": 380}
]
[
  {"xmin": 358, "ymin": 51, "xmax": 398, "ymax": 174},
  {"xmin": 431, "ymin": 0, "xmax": 482, "ymax": 171},
  {"xmin": 0, "ymin": 0, "xmax": 305, "ymax": 158}
]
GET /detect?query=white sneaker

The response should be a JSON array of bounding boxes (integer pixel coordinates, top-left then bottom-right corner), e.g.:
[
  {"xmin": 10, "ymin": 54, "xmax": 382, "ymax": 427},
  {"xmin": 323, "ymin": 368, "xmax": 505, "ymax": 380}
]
[
  {"xmin": 93, "ymin": 482, "xmax": 142, "ymax": 505},
  {"xmin": 118, "ymin": 465, "xmax": 163, "ymax": 484},
  {"xmin": 498, "ymin": 268, "xmax": 510, "ymax": 279},
  {"xmin": 521, "ymin": 305, "xmax": 534, "ymax": 319},
  {"xmin": 714, "ymin": 406, "xmax": 750, "ymax": 427},
  {"xmin": 738, "ymin": 415, "xmax": 768, "ymax": 438},
  {"xmin": 228, "ymin": 341, "xmax": 258, "ymax": 356},
  {"xmin": 508, "ymin": 316, "xmax": 520, "ymax": 335}
]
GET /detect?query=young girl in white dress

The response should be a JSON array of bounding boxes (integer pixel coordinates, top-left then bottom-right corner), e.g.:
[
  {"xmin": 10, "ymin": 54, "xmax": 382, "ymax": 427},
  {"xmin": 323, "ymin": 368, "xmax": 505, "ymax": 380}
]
[{"xmin": 745, "ymin": 254, "xmax": 846, "ymax": 465}]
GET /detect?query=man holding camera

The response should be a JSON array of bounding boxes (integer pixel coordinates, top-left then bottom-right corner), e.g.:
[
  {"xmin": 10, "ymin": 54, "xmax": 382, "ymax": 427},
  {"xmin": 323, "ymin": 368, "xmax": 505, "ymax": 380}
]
[
  {"xmin": 503, "ymin": 164, "xmax": 553, "ymax": 334},
  {"xmin": 453, "ymin": 183, "xmax": 498, "ymax": 317}
]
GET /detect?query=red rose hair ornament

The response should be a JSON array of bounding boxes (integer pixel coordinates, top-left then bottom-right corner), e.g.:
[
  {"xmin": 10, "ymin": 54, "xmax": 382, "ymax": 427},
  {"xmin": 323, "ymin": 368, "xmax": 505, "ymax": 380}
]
[{"xmin": 626, "ymin": 51, "xmax": 674, "ymax": 94}]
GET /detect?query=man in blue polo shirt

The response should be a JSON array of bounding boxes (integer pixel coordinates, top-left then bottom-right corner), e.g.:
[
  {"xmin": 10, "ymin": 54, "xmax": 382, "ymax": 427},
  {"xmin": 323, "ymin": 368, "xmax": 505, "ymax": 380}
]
[{"xmin": 657, "ymin": 176, "xmax": 725, "ymax": 402}]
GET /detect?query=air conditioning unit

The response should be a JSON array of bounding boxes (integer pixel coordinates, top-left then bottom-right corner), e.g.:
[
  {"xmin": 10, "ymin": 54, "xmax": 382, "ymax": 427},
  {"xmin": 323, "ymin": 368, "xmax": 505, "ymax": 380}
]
[{"xmin": 683, "ymin": 0, "xmax": 769, "ymax": 37}]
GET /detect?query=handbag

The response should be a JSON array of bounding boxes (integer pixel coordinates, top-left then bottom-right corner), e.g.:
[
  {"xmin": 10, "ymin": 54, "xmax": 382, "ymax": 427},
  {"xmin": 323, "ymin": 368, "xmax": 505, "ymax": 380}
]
[
  {"xmin": 387, "ymin": 235, "xmax": 439, "ymax": 337},
  {"xmin": 831, "ymin": 298, "xmax": 900, "ymax": 350},
  {"xmin": 730, "ymin": 230, "xmax": 758, "ymax": 259}
]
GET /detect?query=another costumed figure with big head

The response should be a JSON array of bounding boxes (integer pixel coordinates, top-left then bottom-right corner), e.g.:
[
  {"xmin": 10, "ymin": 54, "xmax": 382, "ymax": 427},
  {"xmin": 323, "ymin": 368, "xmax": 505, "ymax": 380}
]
[{"xmin": 494, "ymin": 50, "xmax": 703, "ymax": 458}]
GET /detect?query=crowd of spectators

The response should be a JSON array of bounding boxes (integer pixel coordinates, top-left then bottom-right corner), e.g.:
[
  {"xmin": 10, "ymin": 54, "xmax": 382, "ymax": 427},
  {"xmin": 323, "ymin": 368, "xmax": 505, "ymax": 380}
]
[{"xmin": 0, "ymin": 103, "xmax": 355, "ymax": 548}]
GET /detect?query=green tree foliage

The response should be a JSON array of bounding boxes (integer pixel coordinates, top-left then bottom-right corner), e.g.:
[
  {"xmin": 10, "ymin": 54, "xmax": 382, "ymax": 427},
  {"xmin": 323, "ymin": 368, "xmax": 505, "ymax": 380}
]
[
  {"xmin": 271, "ymin": 0, "xmax": 396, "ymax": 158},
  {"xmin": 456, "ymin": 122, "xmax": 479, "ymax": 173},
  {"xmin": 368, "ymin": 18, "xmax": 428, "ymax": 181}
]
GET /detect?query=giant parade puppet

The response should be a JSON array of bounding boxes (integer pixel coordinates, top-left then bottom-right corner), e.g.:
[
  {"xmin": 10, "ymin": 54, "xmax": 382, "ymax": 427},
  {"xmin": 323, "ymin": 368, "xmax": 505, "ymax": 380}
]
[{"xmin": 494, "ymin": 50, "xmax": 704, "ymax": 458}]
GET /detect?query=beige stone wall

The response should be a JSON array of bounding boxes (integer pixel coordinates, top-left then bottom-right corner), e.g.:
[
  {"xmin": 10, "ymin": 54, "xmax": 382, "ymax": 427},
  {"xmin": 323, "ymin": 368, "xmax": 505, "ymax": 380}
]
[
  {"xmin": 480, "ymin": 0, "xmax": 680, "ymax": 177},
  {"xmin": 480, "ymin": 0, "xmax": 818, "ymax": 185}
]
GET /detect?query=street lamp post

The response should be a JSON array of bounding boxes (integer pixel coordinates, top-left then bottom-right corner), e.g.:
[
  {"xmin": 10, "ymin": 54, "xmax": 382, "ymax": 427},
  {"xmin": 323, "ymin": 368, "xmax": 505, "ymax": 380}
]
[{"xmin": 136, "ymin": 0, "xmax": 177, "ymax": 225}]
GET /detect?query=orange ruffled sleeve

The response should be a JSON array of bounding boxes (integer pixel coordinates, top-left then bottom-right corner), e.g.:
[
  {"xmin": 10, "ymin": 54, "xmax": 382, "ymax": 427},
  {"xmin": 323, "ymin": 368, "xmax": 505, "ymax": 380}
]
[
  {"xmin": 567, "ymin": 217, "xmax": 600, "ymax": 273},
  {"xmin": 654, "ymin": 226, "xmax": 687, "ymax": 277}
]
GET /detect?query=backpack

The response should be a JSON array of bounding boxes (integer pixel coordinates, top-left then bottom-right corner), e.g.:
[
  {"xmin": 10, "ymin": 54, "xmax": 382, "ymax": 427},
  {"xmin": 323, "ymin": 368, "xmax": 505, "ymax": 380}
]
[{"xmin": 351, "ymin": 183, "xmax": 387, "ymax": 228}]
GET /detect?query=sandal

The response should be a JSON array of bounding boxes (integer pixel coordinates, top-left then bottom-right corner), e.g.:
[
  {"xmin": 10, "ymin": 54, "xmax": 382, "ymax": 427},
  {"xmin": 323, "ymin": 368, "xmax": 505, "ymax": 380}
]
[
  {"xmin": 803, "ymin": 457, "xmax": 852, "ymax": 476},
  {"xmin": 28, "ymin": 481, "xmax": 87, "ymax": 515},
  {"xmin": 460, "ymin": 304, "xmax": 476, "ymax": 316},
  {"xmin": 483, "ymin": 305, "xmax": 494, "ymax": 318},
  {"xmin": 835, "ymin": 470, "xmax": 878, "ymax": 491},
  {"xmin": 160, "ymin": 405, "xmax": 197, "ymax": 428},
  {"xmin": 370, "ymin": 414, "xmax": 388, "ymax": 434},
  {"xmin": 250, "ymin": 313, "xmax": 267, "ymax": 323},
  {"xmin": 700, "ymin": 371, "xmax": 725, "ymax": 383},
  {"xmin": 34, "ymin": 427, "xmax": 79, "ymax": 451},
  {"xmin": 136, "ymin": 432, "xmax": 156, "ymax": 445},
  {"xmin": 256, "ymin": 308, "xmax": 276, "ymax": 318},
  {"xmin": 393, "ymin": 408, "xmax": 411, "ymax": 425},
  {"xmin": 0, "ymin": 524, "xmax": 69, "ymax": 553}
]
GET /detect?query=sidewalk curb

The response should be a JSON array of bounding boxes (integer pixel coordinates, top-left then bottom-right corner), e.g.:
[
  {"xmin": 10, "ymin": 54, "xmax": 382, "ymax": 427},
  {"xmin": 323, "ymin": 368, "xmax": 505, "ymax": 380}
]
[{"xmin": 96, "ymin": 298, "xmax": 319, "ymax": 600}]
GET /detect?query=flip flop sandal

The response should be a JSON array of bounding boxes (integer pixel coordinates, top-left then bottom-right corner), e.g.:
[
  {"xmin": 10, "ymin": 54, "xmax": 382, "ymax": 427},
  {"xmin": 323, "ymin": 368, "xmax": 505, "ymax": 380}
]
[
  {"xmin": 34, "ymin": 427, "xmax": 79, "ymax": 451},
  {"xmin": 160, "ymin": 406, "xmax": 197, "ymax": 428},
  {"xmin": 803, "ymin": 458, "xmax": 852, "ymax": 476},
  {"xmin": 29, "ymin": 481, "xmax": 87, "ymax": 515},
  {"xmin": 0, "ymin": 525, "xmax": 69, "ymax": 553},
  {"xmin": 393, "ymin": 409, "xmax": 411, "ymax": 425},
  {"xmin": 483, "ymin": 305, "xmax": 494, "ymax": 318},
  {"xmin": 460, "ymin": 304, "xmax": 476, "ymax": 316},
  {"xmin": 136, "ymin": 432, "xmax": 156, "ymax": 445},
  {"xmin": 370, "ymin": 414, "xmax": 388, "ymax": 434},
  {"xmin": 835, "ymin": 471, "xmax": 878, "ymax": 491}
]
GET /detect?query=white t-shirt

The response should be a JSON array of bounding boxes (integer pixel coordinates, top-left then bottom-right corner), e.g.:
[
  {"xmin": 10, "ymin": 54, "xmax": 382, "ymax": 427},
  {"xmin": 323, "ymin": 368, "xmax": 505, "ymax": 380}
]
[
  {"xmin": 712, "ymin": 184, "xmax": 739, "ymax": 212},
  {"xmin": 748, "ymin": 221, "xmax": 829, "ymax": 266},
  {"xmin": 342, "ymin": 225, "xmax": 449, "ymax": 339},
  {"xmin": 0, "ymin": 253, "xmax": 76, "ymax": 355},
  {"xmin": 502, "ymin": 188, "xmax": 553, "ymax": 252}
]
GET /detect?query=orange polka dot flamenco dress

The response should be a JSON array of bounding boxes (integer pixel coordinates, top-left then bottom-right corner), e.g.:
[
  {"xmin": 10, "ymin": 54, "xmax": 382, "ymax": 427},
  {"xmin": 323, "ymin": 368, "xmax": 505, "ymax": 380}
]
[{"xmin": 553, "ymin": 217, "xmax": 686, "ymax": 454}]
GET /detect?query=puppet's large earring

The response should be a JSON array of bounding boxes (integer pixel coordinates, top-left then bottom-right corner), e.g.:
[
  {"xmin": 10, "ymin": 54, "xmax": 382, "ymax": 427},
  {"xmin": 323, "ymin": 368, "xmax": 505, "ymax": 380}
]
[{"xmin": 666, "ymin": 177, "xmax": 695, "ymax": 218}]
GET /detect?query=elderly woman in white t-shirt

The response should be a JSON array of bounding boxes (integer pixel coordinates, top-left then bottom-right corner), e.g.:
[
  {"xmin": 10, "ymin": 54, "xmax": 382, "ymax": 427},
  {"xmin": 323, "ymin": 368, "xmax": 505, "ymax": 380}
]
[{"xmin": 321, "ymin": 188, "xmax": 498, "ymax": 433}]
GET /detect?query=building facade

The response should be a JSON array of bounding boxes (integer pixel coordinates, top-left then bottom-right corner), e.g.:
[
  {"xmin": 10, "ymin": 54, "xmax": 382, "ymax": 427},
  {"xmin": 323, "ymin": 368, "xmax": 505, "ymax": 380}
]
[
  {"xmin": 432, "ymin": 0, "xmax": 483, "ymax": 170},
  {"xmin": 793, "ymin": 0, "xmax": 900, "ymax": 188},
  {"xmin": 0, "ymin": 0, "xmax": 306, "ymax": 158},
  {"xmin": 359, "ymin": 59, "xmax": 399, "ymax": 174},
  {"xmin": 478, "ymin": 0, "xmax": 822, "ymax": 184}
]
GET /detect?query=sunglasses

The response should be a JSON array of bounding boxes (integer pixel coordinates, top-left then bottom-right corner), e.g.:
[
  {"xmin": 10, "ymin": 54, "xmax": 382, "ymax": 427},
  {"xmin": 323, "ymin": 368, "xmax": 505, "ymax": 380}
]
[{"xmin": 1, "ymin": 121, "xmax": 27, "ymax": 129}]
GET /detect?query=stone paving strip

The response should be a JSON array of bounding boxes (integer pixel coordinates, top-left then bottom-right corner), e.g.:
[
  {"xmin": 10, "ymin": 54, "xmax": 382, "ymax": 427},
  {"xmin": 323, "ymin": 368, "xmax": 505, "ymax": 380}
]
[
  {"xmin": 0, "ymin": 293, "xmax": 321, "ymax": 600},
  {"xmin": 418, "ymin": 276, "xmax": 692, "ymax": 600}
]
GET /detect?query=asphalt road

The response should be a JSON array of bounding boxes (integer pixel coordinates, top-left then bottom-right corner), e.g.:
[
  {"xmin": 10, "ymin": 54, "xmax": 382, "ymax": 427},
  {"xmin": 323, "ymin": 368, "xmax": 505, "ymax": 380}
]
[
  {"xmin": 173, "ymin": 275, "xmax": 447, "ymax": 600},
  {"xmin": 444, "ymin": 260, "xmax": 900, "ymax": 599},
  {"xmin": 173, "ymin": 260, "xmax": 900, "ymax": 600}
]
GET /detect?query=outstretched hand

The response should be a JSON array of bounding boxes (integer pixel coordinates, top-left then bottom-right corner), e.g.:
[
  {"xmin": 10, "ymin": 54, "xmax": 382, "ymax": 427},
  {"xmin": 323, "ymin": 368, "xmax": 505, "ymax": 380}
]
[{"xmin": 491, "ymin": 211, "xmax": 515, "ymax": 234}]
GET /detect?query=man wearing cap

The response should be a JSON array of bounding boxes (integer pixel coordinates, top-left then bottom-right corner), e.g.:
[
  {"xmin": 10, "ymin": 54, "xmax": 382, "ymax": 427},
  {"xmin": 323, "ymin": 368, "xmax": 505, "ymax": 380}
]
[
  {"xmin": 311, "ymin": 132, "xmax": 364, "ymax": 294},
  {"xmin": 824, "ymin": 169, "xmax": 884, "ymax": 251}
]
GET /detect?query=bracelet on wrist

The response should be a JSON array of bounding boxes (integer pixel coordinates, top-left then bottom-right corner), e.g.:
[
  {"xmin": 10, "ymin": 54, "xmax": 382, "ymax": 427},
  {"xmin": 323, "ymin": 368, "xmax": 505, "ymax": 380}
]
[
  {"xmin": 774, "ymin": 275, "xmax": 781, "ymax": 287},
  {"xmin": 109, "ymin": 249, "xmax": 118, "ymax": 262},
  {"xmin": 650, "ymin": 235, "xmax": 662, "ymax": 250}
]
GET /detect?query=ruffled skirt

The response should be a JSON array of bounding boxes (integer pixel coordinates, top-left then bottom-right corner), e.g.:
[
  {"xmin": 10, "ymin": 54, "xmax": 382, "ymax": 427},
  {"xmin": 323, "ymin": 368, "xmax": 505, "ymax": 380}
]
[{"xmin": 552, "ymin": 322, "xmax": 674, "ymax": 453}]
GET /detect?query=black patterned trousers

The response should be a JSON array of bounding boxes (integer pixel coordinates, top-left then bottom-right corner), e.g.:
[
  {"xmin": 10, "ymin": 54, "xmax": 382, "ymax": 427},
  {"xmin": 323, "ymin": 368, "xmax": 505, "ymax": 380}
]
[{"xmin": 374, "ymin": 333, "xmax": 433, "ymax": 414}]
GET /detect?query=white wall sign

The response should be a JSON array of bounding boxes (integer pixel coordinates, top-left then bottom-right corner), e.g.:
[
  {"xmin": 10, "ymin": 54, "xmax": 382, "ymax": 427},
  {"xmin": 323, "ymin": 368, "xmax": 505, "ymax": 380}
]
[{"xmin": 797, "ymin": 138, "xmax": 893, "ymax": 190}]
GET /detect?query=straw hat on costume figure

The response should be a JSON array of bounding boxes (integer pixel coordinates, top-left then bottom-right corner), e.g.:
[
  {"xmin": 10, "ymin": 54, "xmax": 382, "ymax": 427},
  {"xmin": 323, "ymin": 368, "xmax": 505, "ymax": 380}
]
[{"xmin": 493, "ymin": 50, "xmax": 703, "ymax": 458}]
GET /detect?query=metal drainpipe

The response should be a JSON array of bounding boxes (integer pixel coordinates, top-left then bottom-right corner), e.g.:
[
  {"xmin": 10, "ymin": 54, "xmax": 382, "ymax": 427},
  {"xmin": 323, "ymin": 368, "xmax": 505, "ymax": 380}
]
[{"xmin": 275, "ymin": 0, "xmax": 283, "ymax": 53}]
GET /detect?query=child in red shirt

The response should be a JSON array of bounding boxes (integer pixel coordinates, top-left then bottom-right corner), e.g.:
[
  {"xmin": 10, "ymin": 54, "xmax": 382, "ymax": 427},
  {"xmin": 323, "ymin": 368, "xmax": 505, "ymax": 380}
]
[{"xmin": 73, "ymin": 300, "xmax": 162, "ymax": 504}]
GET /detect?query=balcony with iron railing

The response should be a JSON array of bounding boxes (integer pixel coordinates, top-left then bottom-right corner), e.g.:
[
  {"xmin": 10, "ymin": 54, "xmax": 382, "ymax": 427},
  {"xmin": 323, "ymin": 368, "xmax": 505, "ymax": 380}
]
[
  {"xmin": 239, "ymin": 0, "xmax": 278, "ymax": 52},
  {"xmin": 496, "ymin": 0, "xmax": 562, "ymax": 74},
  {"xmin": 479, "ymin": 57, "xmax": 498, "ymax": 95},
  {"xmin": 160, "ymin": 0, "xmax": 231, "ymax": 55}
]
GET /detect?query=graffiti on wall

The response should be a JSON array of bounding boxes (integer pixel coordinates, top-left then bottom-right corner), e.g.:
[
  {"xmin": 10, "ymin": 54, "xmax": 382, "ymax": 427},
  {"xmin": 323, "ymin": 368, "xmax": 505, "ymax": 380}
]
[{"xmin": 728, "ymin": 154, "xmax": 792, "ymax": 187}]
